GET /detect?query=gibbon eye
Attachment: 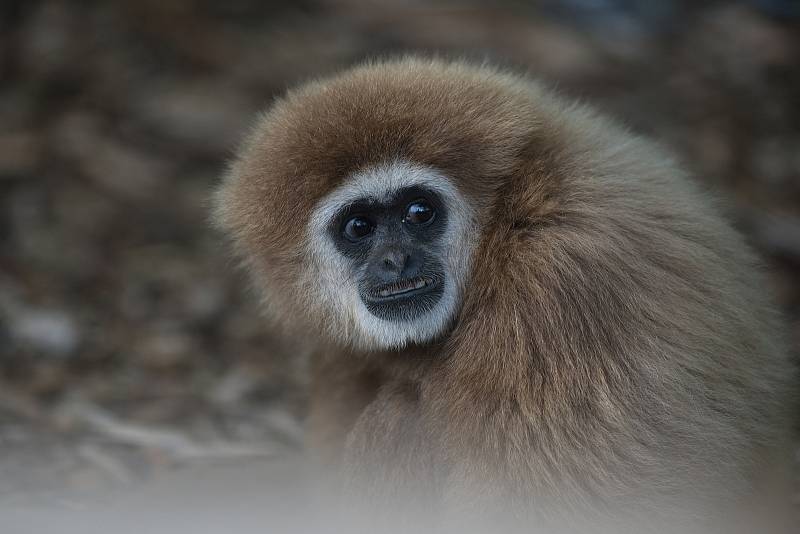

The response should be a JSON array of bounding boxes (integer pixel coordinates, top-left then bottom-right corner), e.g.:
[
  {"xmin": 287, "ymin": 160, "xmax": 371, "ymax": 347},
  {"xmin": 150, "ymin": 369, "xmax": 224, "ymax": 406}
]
[
  {"xmin": 403, "ymin": 200, "xmax": 435, "ymax": 225},
  {"xmin": 343, "ymin": 216, "xmax": 374, "ymax": 241}
]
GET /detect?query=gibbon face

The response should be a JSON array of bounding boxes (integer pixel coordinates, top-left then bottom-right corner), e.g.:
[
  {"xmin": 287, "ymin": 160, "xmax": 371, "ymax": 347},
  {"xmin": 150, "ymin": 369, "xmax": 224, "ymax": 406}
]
[{"xmin": 308, "ymin": 160, "xmax": 477, "ymax": 348}]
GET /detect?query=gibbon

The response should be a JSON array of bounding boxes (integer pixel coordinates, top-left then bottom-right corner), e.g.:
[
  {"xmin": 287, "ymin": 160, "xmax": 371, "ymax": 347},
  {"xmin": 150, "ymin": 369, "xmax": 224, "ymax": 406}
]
[{"xmin": 214, "ymin": 58, "xmax": 794, "ymax": 532}]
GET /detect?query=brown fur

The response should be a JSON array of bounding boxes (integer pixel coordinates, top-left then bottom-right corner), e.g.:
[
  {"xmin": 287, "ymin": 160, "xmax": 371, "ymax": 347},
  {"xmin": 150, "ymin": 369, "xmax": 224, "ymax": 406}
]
[{"xmin": 214, "ymin": 58, "xmax": 795, "ymax": 531}]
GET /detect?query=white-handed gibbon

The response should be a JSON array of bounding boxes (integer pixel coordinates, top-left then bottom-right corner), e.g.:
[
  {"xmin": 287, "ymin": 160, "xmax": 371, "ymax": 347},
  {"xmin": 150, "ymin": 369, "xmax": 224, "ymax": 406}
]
[{"xmin": 214, "ymin": 58, "xmax": 795, "ymax": 532}]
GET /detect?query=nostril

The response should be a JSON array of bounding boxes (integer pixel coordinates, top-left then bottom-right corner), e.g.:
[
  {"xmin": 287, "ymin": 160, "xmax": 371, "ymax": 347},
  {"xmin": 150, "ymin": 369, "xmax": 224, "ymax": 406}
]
[
  {"xmin": 382, "ymin": 257, "xmax": 399, "ymax": 273},
  {"xmin": 381, "ymin": 250, "xmax": 409, "ymax": 273}
]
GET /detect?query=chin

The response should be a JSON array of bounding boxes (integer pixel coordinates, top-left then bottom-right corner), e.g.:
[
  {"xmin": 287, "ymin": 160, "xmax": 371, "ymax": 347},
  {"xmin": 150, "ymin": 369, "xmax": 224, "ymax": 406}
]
[{"xmin": 353, "ymin": 279, "xmax": 458, "ymax": 351}]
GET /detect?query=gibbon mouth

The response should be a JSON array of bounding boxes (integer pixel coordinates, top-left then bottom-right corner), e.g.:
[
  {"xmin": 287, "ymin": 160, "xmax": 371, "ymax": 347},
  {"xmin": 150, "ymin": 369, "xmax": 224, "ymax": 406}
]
[
  {"xmin": 362, "ymin": 274, "xmax": 444, "ymax": 321},
  {"xmin": 367, "ymin": 276, "xmax": 438, "ymax": 302}
]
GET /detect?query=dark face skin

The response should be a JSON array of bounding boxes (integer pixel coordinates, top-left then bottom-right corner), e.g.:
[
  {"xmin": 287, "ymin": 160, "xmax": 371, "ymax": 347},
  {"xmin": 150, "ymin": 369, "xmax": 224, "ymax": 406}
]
[{"xmin": 329, "ymin": 186, "xmax": 447, "ymax": 322}]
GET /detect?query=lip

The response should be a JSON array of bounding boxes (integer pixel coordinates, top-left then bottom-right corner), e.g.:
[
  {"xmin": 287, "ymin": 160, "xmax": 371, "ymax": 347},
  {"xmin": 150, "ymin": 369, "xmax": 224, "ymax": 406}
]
[{"xmin": 366, "ymin": 276, "xmax": 438, "ymax": 303}]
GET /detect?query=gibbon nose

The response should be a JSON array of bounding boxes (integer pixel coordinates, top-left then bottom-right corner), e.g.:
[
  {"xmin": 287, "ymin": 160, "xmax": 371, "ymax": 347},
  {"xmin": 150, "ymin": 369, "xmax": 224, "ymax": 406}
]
[
  {"xmin": 380, "ymin": 248, "xmax": 410, "ymax": 274},
  {"xmin": 374, "ymin": 248, "xmax": 422, "ymax": 281}
]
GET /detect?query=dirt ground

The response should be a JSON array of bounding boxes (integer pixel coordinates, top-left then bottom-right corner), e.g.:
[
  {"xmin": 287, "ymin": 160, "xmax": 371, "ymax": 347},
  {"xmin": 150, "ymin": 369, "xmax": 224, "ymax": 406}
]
[{"xmin": 1, "ymin": 0, "xmax": 799, "ymax": 523}]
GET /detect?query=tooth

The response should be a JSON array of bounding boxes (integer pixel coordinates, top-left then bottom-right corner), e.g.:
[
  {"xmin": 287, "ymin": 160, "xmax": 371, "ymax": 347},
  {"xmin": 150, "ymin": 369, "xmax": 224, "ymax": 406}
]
[{"xmin": 375, "ymin": 278, "xmax": 430, "ymax": 299}]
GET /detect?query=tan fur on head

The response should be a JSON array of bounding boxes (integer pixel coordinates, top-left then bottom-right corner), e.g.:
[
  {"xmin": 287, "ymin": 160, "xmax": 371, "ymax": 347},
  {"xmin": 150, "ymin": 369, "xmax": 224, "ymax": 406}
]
[{"xmin": 214, "ymin": 57, "xmax": 795, "ymax": 531}]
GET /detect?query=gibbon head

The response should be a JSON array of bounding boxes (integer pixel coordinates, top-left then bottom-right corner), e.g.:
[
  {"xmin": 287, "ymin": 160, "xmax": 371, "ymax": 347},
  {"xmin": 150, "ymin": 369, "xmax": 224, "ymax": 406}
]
[{"xmin": 214, "ymin": 58, "xmax": 546, "ymax": 351}]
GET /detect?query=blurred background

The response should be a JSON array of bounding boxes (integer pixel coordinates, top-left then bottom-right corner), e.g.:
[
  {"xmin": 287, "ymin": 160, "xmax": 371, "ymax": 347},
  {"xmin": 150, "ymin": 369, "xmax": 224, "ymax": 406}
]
[{"xmin": 1, "ymin": 0, "xmax": 799, "ymax": 513}]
